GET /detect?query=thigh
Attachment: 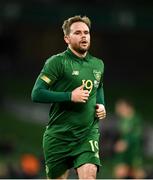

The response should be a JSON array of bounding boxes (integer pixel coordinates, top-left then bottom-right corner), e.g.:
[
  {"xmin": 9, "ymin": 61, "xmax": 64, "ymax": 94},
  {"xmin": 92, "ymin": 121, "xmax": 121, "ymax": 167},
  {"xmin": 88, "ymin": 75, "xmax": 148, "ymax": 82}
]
[
  {"xmin": 77, "ymin": 163, "xmax": 97, "ymax": 179},
  {"xmin": 43, "ymin": 133, "xmax": 72, "ymax": 179},
  {"xmin": 74, "ymin": 150, "xmax": 101, "ymax": 172},
  {"xmin": 73, "ymin": 130, "xmax": 101, "ymax": 169}
]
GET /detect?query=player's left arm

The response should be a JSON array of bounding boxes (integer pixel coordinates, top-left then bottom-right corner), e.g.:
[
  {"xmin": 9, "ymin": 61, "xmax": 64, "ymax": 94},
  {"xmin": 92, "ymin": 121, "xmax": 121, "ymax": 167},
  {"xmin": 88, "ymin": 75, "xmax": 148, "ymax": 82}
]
[
  {"xmin": 96, "ymin": 85, "xmax": 106, "ymax": 120},
  {"xmin": 96, "ymin": 64, "xmax": 106, "ymax": 120}
]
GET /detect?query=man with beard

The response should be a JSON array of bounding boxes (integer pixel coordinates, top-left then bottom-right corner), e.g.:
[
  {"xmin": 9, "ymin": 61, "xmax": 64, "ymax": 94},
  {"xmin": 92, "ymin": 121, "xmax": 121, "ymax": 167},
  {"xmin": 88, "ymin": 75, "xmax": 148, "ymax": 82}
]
[{"xmin": 31, "ymin": 15, "xmax": 106, "ymax": 179}]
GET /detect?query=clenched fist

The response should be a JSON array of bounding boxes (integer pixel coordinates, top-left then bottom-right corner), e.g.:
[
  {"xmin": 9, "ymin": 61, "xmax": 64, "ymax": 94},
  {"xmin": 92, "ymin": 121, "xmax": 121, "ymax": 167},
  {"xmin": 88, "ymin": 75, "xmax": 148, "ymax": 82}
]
[{"xmin": 96, "ymin": 104, "xmax": 106, "ymax": 120}]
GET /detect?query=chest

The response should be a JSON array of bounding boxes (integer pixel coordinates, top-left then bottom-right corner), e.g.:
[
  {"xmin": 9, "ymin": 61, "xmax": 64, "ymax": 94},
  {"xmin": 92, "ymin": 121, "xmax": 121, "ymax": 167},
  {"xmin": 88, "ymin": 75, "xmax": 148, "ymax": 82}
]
[{"xmin": 62, "ymin": 59, "xmax": 103, "ymax": 91}]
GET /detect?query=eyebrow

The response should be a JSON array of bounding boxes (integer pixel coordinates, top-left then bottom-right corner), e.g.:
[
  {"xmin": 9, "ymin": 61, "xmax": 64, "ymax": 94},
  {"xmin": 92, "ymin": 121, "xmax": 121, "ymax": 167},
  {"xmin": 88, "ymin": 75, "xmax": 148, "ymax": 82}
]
[{"xmin": 73, "ymin": 30, "xmax": 89, "ymax": 33}]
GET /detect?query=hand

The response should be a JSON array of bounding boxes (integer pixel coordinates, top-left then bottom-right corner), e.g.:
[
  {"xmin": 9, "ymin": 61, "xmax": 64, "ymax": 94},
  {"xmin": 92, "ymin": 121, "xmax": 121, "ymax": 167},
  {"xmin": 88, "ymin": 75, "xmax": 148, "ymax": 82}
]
[
  {"xmin": 96, "ymin": 104, "xmax": 106, "ymax": 120},
  {"xmin": 71, "ymin": 85, "xmax": 89, "ymax": 103}
]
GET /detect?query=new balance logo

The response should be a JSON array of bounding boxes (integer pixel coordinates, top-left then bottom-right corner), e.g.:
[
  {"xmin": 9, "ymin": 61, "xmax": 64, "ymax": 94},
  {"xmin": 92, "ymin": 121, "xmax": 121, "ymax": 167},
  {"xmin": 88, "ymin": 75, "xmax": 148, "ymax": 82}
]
[{"xmin": 72, "ymin": 70, "xmax": 79, "ymax": 75}]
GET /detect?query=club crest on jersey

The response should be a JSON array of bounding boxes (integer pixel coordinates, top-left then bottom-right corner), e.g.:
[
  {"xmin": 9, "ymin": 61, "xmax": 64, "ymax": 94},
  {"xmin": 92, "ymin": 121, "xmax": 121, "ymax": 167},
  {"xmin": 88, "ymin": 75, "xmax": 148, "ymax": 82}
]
[
  {"xmin": 93, "ymin": 70, "xmax": 101, "ymax": 81},
  {"xmin": 72, "ymin": 70, "xmax": 79, "ymax": 75},
  {"xmin": 94, "ymin": 80, "xmax": 99, "ymax": 88}
]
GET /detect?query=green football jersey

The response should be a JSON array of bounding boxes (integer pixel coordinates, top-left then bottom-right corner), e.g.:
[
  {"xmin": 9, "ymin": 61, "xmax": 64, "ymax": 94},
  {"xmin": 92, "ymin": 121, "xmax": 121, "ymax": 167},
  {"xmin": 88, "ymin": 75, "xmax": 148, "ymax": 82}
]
[{"xmin": 40, "ymin": 48, "xmax": 104, "ymax": 141}]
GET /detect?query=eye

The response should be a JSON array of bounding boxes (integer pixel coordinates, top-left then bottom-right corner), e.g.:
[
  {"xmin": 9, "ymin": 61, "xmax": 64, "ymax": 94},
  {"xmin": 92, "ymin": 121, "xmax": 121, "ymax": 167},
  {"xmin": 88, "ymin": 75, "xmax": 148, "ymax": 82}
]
[
  {"xmin": 74, "ymin": 31, "xmax": 81, "ymax": 35},
  {"xmin": 84, "ymin": 31, "xmax": 89, "ymax": 34}
]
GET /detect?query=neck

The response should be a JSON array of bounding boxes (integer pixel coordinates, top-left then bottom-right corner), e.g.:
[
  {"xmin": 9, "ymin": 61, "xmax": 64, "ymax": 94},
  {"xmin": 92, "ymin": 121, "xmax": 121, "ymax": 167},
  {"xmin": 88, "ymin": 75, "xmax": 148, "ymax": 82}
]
[{"xmin": 69, "ymin": 46, "xmax": 87, "ymax": 58}]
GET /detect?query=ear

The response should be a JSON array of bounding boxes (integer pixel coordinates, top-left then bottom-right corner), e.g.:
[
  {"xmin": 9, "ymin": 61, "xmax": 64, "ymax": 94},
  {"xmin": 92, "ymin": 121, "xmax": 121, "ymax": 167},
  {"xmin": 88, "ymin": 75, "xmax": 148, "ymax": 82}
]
[{"xmin": 64, "ymin": 35, "xmax": 70, "ymax": 44}]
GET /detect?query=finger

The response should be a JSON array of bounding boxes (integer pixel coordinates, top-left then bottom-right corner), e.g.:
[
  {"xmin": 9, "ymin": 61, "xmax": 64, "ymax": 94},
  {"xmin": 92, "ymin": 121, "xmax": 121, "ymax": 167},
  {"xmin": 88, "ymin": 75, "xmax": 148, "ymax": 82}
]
[
  {"xmin": 97, "ymin": 114, "xmax": 106, "ymax": 118},
  {"xmin": 98, "ymin": 115, "xmax": 106, "ymax": 120},
  {"xmin": 82, "ymin": 96, "xmax": 89, "ymax": 100},
  {"xmin": 97, "ymin": 112, "xmax": 106, "ymax": 117},
  {"xmin": 99, "ymin": 116, "xmax": 106, "ymax": 120},
  {"xmin": 79, "ymin": 84, "xmax": 84, "ymax": 90},
  {"xmin": 97, "ymin": 111, "xmax": 105, "ymax": 114},
  {"xmin": 83, "ymin": 90, "xmax": 89, "ymax": 94},
  {"xmin": 82, "ymin": 93, "xmax": 89, "ymax": 97},
  {"xmin": 97, "ymin": 112, "xmax": 106, "ymax": 116},
  {"xmin": 81, "ymin": 99, "xmax": 86, "ymax": 103},
  {"xmin": 96, "ymin": 108, "xmax": 105, "ymax": 113},
  {"xmin": 98, "ymin": 113, "xmax": 106, "ymax": 119}
]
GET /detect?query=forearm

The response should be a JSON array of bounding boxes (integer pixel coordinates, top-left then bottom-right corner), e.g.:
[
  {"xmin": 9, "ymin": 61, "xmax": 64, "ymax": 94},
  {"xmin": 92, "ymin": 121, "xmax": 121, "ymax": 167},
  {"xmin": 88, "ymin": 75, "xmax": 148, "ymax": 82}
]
[
  {"xmin": 31, "ymin": 77, "xmax": 71, "ymax": 103},
  {"xmin": 96, "ymin": 85, "xmax": 105, "ymax": 105}
]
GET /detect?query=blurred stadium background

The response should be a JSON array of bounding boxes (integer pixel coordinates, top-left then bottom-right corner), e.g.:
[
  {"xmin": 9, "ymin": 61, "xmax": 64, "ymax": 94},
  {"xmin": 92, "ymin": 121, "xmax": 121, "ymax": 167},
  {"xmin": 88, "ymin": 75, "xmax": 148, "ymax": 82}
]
[{"xmin": 0, "ymin": 0, "xmax": 153, "ymax": 178}]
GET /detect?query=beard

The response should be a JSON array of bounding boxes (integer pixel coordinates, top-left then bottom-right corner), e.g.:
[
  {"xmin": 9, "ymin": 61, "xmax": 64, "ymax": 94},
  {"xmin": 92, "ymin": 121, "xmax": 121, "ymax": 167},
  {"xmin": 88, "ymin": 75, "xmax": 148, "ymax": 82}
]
[{"xmin": 72, "ymin": 42, "xmax": 90, "ymax": 55}]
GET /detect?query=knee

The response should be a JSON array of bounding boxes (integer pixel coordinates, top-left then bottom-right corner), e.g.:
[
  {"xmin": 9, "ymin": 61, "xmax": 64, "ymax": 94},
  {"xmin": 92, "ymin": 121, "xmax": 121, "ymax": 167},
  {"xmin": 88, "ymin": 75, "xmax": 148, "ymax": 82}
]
[{"xmin": 77, "ymin": 163, "xmax": 97, "ymax": 179}]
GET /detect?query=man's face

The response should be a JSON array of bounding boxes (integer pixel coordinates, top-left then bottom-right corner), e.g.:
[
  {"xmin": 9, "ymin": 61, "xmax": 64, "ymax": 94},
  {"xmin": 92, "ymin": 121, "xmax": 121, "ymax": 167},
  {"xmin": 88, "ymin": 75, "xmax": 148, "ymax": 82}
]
[{"xmin": 65, "ymin": 22, "xmax": 90, "ymax": 54}]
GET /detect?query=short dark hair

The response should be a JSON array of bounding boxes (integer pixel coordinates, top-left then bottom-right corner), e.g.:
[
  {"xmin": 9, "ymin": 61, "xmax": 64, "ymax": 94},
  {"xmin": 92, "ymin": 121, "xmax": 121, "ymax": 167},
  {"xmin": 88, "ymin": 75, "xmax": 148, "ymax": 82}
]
[{"xmin": 62, "ymin": 15, "xmax": 91, "ymax": 35}]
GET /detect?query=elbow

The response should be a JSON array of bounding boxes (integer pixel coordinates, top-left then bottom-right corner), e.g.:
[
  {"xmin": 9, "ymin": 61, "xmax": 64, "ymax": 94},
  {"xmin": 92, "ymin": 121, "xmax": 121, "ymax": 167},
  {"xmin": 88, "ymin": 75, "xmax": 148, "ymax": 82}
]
[{"xmin": 31, "ymin": 89, "xmax": 39, "ymax": 102}]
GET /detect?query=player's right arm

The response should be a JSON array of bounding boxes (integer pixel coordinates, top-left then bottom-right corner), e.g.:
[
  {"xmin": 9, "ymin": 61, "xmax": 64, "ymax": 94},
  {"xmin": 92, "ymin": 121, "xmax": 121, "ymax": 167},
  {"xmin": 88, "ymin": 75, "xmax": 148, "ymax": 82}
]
[
  {"xmin": 31, "ymin": 78, "xmax": 89, "ymax": 103},
  {"xmin": 31, "ymin": 56, "xmax": 89, "ymax": 103},
  {"xmin": 31, "ymin": 76, "xmax": 71, "ymax": 103}
]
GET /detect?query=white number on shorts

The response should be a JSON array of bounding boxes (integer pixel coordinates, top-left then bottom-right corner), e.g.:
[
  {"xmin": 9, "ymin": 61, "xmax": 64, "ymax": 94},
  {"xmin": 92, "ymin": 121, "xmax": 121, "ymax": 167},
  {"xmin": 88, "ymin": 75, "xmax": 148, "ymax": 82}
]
[{"xmin": 89, "ymin": 140, "xmax": 99, "ymax": 152}]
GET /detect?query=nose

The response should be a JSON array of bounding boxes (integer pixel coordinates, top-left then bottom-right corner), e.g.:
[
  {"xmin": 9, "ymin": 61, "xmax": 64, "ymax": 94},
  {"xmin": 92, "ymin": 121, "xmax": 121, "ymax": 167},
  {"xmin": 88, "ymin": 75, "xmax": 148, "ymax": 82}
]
[
  {"xmin": 81, "ymin": 33, "xmax": 87, "ymax": 39},
  {"xmin": 81, "ymin": 32, "xmax": 86, "ymax": 37}
]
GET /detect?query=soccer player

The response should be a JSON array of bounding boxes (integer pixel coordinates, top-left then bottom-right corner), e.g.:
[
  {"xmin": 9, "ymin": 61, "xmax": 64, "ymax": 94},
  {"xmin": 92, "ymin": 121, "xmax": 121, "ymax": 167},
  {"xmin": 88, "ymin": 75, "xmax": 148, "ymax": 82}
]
[
  {"xmin": 31, "ymin": 15, "xmax": 106, "ymax": 179},
  {"xmin": 113, "ymin": 98, "xmax": 145, "ymax": 179}
]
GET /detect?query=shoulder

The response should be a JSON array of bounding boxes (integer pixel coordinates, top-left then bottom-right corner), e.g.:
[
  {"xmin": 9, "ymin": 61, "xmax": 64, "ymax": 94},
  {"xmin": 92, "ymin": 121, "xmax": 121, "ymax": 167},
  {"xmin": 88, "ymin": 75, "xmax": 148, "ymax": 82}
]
[
  {"xmin": 45, "ymin": 51, "xmax": 65, "ymax": 65},
  {"xmin": 89, "ymin": 54, "xmax": 104, "ymax": 67},
  {"xmin": 95, "ymin": 57, "xmax": 104, "ymax": 67}
]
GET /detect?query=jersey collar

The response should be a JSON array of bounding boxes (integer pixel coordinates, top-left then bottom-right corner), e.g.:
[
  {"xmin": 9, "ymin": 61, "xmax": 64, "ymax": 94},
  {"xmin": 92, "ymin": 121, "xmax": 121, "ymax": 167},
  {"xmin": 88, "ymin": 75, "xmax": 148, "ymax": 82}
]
[{"xmin": 66, "ymin": 48, "xmax": 90, "ymax": 62}]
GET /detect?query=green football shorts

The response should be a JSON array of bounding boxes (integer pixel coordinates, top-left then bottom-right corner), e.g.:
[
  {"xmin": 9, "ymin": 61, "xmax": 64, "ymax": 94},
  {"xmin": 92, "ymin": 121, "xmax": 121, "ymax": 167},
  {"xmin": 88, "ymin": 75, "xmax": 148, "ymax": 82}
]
[{"xmin": 43, "ymin": 130, "xmax": 101, "ymax": 179}]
